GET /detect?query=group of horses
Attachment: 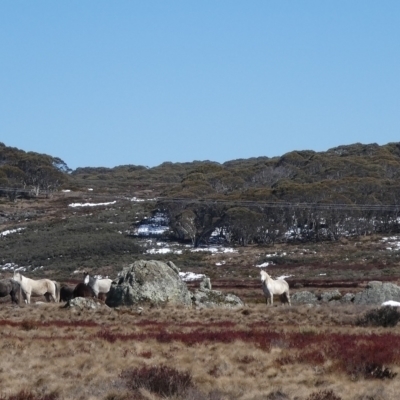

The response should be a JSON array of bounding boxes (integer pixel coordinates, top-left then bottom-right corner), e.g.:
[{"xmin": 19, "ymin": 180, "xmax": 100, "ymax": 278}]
[
  {"xmin": 0, "ymin": 269, "xmax": 290, "ymax": 306},
  {"xmin": 0, "ymin": 272, "xmax": 112, "ymax": 305}
]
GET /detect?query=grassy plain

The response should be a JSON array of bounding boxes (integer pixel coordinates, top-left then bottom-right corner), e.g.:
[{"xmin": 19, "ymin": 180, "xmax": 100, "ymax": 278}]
[{"xmin": 0, "ymin": 300, "xmax": 400, "ymax": 400}]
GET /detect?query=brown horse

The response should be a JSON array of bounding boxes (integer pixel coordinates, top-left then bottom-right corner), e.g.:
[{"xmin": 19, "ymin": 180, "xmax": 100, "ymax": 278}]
[
  {"xmin": 60, "ymin": 285, "xmax": 74, "ymax": 302},
  {"xmin": 73, "ymin": 282, "xmax": 107, "ymax": 301}
]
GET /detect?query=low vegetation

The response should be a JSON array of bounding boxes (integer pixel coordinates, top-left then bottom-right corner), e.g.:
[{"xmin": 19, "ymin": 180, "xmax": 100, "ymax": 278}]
[{"xmin": 0, "ymin": 304, "xmax": 399, "ymax": 399}]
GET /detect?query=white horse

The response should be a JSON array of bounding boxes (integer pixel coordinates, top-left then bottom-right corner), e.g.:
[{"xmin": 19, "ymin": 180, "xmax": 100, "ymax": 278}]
[
  {"xmin": 260, "ymin": 270, "xmax": 291, "ymax": 306},
  {"xmin": 13, "ymin": 272, "xmax": 59, "ymax": 304},
  {"xmin": 83, "ymin": 272, "xmax": 112, "ymax": 298}
]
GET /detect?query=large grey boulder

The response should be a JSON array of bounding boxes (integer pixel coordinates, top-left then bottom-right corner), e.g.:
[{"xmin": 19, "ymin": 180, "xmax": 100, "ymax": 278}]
[
  {"xmin": 321, "ymin": 290, "xmax": 342, "ymax": 303},
  {"xmin": 65, "ymin": 297, "xmax": 101, "ymax": 310},
  {"xmin": 191, "ymin": 288, "xmax": 244, "ymax": 308},
  {"xmin": 291, "ymin": 291, "xmax": 318, "ymax": 305},
  {"xmin": 341, "ymin": 293, "xmax": 355, "ymax": 303},
  {"xmin": 353, "ymin": 281, "xmax": 400, "ymax": 305},
  {"xmin": 106, "ymin": 260, "xmax": 192, "ymax": 307}
]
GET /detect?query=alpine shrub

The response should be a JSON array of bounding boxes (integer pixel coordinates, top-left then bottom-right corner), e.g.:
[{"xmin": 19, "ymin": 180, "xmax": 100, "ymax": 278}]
[
  {"xmin": 120, "ymin": 365, "xmax": 193, "ymax": 397},
  {"xmin": 356, "ymin": 306, "xmax": 400, "ymax": 327}
]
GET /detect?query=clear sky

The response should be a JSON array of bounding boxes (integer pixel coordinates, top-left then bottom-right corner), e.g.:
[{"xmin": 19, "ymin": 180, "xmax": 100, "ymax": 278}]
[{"xmin": 1, "ymin": 1, "xmax": 399, "ymax": 170}]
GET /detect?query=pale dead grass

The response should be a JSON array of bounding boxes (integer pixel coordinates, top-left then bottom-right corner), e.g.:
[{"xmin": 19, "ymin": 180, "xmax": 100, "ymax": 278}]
[{"xmin": 0, "ymin": 303, "xmax": 399, "ymax": 399}]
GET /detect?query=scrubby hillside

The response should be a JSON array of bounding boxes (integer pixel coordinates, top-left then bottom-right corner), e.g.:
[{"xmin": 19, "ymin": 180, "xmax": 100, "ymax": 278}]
[{"xmin": 1, "ymin": 141, "xmax": 400, "ymax": 283}]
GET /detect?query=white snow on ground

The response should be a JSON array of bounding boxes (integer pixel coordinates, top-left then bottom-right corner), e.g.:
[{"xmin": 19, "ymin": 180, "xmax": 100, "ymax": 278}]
[
  {"xmin": 319, "ymin": 273, "xmax": 327, "ymax": 276},
  {"xmin": 381, "ymin": 236, "xmax": 400, "ymax": 250},
  {"xmin": 265, "ymin": 252, "xmax": 287, "ymax": 257},
  {"xmin": 382, "ymin": 300, "xmax": 400, "ymax": 307},
  {"xmin": 147, "ymin": 248, "xmax": 183, "ymax": 255},
  {"xmin": 179, "ymin": 272, "xmax": 206, "ymax": 281},
  {"xmin": 136, "ymin": 226, "xmax": 169, "ymax": 235},
  {"xmin": 145, "ymin": 245, "xmax": 237, "ymax": 255},
  {"xmin": 0, "ymin": 228, "xmax": 25, "ymax": 237},
  {"xmin": 191, "ymin": 246, "xmax": 237, "ymax": 254},
  {"xmin": 215, "ymin": 261, "xmax": 226, "ymax": 266},
  {"xmin": 1, "ymin": 263, "xmax": 26, "ymax": 272},
  {"xmin": 130, "ymin": 197, "xmax": 157, "ymax": 202},
  {"xmin": 62, "ymin": 189, "xmax": 71, "ymax": 192},
  {"xmin": 255, "ymin": 262, "xmax": 273, "ymax": 268},
  {"xmin": 68, "ymin": 201, "xmax": 117, "ymax": 208},
  {"xmin": 133, "ymin": 212, "xmax": 170, "ymax": 236}
]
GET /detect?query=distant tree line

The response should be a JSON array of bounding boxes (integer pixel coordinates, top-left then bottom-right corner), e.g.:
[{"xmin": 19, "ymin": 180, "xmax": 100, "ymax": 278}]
[
  {"xmin": 0, "ymin": 142, "xmax": 70, "ymax": 200},
  {"xmin": 156, "ymin": 199, "xmax": 400, "ymax": 247}
]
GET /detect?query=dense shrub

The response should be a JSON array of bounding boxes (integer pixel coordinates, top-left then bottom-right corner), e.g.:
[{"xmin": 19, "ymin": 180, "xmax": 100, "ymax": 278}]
[
  {"xmin": 356, "ymin": 306, "xmax": 400, "ymax": 327},
  {"xmin": 266, "ymin": 390, "xmax": 290, "ymax": 400},
  {"xmin": 120, "ymin": 365, "xmax": 193, "ymax": 397},
  {"xmin": 306, "ymin": 390, "xmax": 342, "ymax": 400}
]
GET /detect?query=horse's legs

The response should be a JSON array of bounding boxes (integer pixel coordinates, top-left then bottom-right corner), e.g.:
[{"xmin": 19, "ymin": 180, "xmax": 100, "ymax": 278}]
[
  {"xmin": 286, "ymin": 291, "xmax": 291, "ymax": 306},
  {"xmin": 270, "ymin": 294, "xmax": 273, "ymax": 306},
  {"xmin": 10, "ymin": 291, "xmax": 18, "ymax": 305},
  {"xmin": 25, "ymin": 291, "xmax": 31, "ymax": 304}
]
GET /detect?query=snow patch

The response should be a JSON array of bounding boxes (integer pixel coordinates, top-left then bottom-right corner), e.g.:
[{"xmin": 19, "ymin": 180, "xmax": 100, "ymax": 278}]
[
  {"xmin": 130, "ymin": 197, "xmax": 157, "ymax": 202},
  {"xmin": 191, "ymin": 246, "xmax": 237, "ymax": 254},
  {"xmin": 68, "ymin": 201, "xmax": 116, "ymax": 208},
  {"xmin": 146, "ymin": 247, "xmax": 183, "ymax": 255},
  {"xmin": 0, "ymin": 228, "xmax": 25, "ymax": 237},
  {"xmin": 179, "ymin": 272, "xmax": 206, "ymax": 281},
  {"xmin": 1, "ymin": 263, "xmax": 26, "ymax": 272},
  {"xmin": 255, "ymin": 262, "xmax": 273, "ymax": 268}
]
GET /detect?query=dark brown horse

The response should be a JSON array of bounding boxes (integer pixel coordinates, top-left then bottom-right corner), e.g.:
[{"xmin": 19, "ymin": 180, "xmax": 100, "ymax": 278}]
[
  {"xmin": 73, "ymin": 282, "xmax": 96, "ymax": 298},
  {"xmin": 0, "ymin": 278, "xmax": 21, "ymax": 304},
  {"xmin": 60, "ymin": 285, "xmax": 74, "ymax": 302},
  {"xmin": 72, "ymin": 282, "xmax": 107, "ymax": 300}
]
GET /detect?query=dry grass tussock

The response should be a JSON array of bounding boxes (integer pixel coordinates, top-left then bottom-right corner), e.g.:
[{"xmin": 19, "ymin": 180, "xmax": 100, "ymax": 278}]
[{"xmin": 0, "ymin": 303, "xmax": 400, "ymax": 400}]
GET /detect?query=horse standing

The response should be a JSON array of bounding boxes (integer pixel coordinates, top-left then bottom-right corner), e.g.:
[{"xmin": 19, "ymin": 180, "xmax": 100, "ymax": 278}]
[
  {"xmin": 83, "ymin": 272, "xmax": 112, "ymax": 298},
  {"xmin": 73, "ymin": 282, "xmax": 107, "ymax": 301},
  {"xmin": 13, "ymin": 272, "xmax": 59, "ymax": 304},
  {"xmin": 260, "ymin": 270, "xmax": 291, "ymax": 306},
  {"xmin": 0, "ymin": 278, "xmax": 21, "ymax": 304},
  {"xmin": 60, "ymin": 284, "xmax": 74, "ymax": 302}
]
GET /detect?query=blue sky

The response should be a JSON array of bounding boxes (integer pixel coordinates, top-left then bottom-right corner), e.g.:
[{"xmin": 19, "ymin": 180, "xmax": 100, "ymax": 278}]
[{"xmin": 1, "ymin": 1, "xmax": 399, "ymax": 170}]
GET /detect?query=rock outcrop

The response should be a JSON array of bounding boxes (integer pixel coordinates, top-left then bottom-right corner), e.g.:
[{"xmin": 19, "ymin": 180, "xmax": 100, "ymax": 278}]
[
  {"xmin": 106, "ymin": 260, "xmax": 192, "ymax": 307},
  {"xmin": 321, "ymin": 290, "xmax": 342, "ymax": 303},
  {"xmin": 340, "ymin": 293, "xmax": 355, "ymax": 303},
  {"xmin": 353, "ymin": 281, "xmax": 400, "ymax": 305},
  {"xmin": 191, "ymin": 288, "xmax": 244, "ymax": 308},
  {"xmin": 291, "ymin": 291, "xmax": 318, "ymax": 305},
  {"xmin": 64, "ymin": 297, "xmax": 102, "ymax": 309}
]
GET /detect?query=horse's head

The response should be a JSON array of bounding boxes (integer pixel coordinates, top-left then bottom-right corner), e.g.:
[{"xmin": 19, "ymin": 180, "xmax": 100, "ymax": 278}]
[
  {"xmin": 260, "ymin": 270, "xmax": 269, "ymax": 282},
  {"xmin": 13, "ymin": 272, "xmax": 21, "ymax": 281}
]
